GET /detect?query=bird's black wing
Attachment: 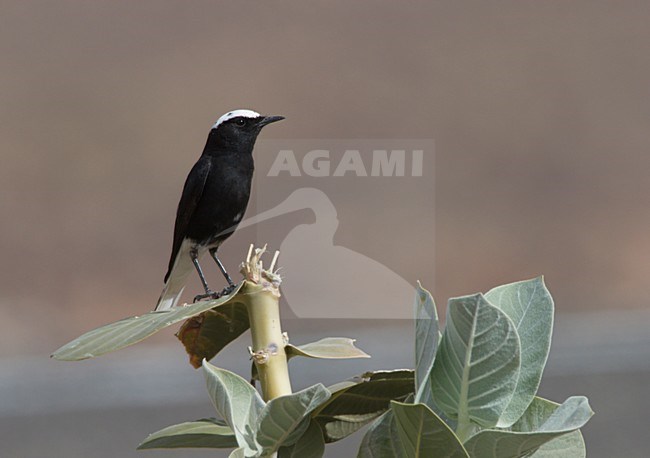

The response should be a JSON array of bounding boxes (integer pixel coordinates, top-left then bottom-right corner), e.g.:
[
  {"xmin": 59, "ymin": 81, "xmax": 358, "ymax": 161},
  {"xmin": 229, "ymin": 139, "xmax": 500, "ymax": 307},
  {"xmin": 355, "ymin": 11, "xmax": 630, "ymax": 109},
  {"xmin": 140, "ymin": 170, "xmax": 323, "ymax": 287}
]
[{"xmin": 164, "ymin": 157, "xmax": 211, "ymax": 282}]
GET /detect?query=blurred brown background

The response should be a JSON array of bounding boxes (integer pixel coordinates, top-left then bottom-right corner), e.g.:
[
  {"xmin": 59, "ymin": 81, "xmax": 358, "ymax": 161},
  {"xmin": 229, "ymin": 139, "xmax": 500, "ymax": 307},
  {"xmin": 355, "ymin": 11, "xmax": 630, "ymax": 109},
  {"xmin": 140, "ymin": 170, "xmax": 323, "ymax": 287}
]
[{"xmin": 1, "ymin": 1, "xmax": 649, "ymax": 457}]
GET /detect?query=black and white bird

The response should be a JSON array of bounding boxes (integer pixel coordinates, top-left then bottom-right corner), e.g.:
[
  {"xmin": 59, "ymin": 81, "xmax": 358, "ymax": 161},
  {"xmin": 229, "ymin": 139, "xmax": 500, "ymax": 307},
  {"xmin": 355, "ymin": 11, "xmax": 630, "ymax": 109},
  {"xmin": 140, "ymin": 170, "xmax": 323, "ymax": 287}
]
[{"xmin": 155, "ymin": 109, "xmax": 284, "ymax": 311}]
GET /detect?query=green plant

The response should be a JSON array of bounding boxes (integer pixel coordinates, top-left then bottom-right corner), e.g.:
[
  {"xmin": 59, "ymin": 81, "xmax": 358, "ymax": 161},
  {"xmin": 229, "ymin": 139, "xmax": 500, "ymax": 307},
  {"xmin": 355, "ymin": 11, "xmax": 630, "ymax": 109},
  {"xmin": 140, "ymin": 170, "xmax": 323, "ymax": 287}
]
[
  {"xmin": 358, "ymin": 279, "xmax": 593, "ymax": 458},
  {"xmin": 53, "ymin": 246, "xmax": 592, "ymax": 457}
]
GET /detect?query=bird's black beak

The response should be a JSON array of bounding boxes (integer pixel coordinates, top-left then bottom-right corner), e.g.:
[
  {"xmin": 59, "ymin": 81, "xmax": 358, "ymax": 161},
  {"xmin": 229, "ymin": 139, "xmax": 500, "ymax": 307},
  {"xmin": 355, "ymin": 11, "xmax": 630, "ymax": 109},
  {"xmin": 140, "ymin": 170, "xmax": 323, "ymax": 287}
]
[{"xmin": 257, "ymin": 115, "xmax": 285, "ymax": 127}]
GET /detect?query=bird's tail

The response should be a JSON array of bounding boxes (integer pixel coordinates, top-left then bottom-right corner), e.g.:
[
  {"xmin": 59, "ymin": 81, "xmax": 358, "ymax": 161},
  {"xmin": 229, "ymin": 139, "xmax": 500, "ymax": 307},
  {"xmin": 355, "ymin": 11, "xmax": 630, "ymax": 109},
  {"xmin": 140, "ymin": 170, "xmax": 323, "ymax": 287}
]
[{"xmin": 155, "ymin": 250, "xmax": 194, "ymax": 311}]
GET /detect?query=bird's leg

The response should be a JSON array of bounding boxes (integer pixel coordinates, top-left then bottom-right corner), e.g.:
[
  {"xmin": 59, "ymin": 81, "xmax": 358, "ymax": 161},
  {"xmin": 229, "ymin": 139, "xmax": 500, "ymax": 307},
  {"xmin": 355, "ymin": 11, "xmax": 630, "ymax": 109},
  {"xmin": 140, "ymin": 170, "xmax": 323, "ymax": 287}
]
[
  {"xmin": 209, "ymin": 248, "xmax": 234, "ymax": 285},
  {"xmin": 209, "ymin": 247, "xmax": 237, "ymax": 296},
  {"xmin": 191, "ymin": 249, "xmax": 218, "ymax": 302}
]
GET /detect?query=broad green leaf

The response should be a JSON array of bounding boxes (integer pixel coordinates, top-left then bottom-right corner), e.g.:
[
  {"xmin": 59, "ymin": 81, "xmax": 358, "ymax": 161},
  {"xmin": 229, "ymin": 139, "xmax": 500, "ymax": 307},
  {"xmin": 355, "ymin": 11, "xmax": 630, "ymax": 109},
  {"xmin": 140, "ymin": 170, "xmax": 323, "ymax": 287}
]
[
  {"xmin": 229, "ymin": 447, "xmax": 246, "ymax": 458},
  {"xmin": 253, "ymin": 337, "xmax": 368, "ymax": 388},
  {"xmin": 256, "ymin": 383, "xmax": 330, "ymax": 455},
  {"xmin": 278, "ymin": 420, "xmax": 326, "ymax": 458},
  {"xmin": 286, "ymin": 337, "xmax": 370, "ymax": 360},
  {"xmin": 313, "ymin": 370, "xmax": 414, "ymax": 443},
  {"xmin": 430, "ymin": 294, "xmax": 521, "ymax": 428},
  {"xmin": 391, "ymin": 401, "xmax": 469, "ymax": 458},
  {"xmin": 528, "ymin": 431, "xmax": 585, "ymax": 458},
  {"xmin": 414, "ymin": 282, "xmax": 439, "ymax": 407},
  {"xmin": 511, "ymin": 396, "xmax": 592, "ymax": 434},
  {"xmin": 137, "ymin": 418, "xmax": 237, "ymax": 449},
  {"xmin": 52, "ymin": 283, "xmax": 244, "ymax": 361},
  {"xmin": 319, "ymin": 413, "xmax": 380, "ymax": 442},
  {"xmin": 463, "ymin": 396, "xmax": 593, "ymax": 458},
  {"xmin": 176, "ymin": 302, "xmax": 250, "ymax": 368},
  {"xmin": 510, "ymin": 396, "xmax": 559, "ymax": 432},
  {"xmin": 485, "ymin": 277, "xmax": 553, "ymax": 427},
  {"xmin": 202, "ymin": 360, "xmax": 264, "ymax": 454},
  {"xmin": 357, "ymin": 410, "xmax": 405, "ymax": 458},
  {"xmin": 528, "ymin": 397, "xmax": 592, "ymax": 432}
]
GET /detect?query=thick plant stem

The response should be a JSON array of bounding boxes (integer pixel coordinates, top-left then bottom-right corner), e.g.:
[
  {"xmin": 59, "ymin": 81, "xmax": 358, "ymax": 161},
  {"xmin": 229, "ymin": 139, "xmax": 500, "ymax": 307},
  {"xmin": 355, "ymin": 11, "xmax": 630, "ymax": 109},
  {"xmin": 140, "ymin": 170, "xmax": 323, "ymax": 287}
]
[
  {"xmin": 246, "ymin": 284, "xmax": 292, "ymax": 400},
  {"xmin": 455, "ymin": 418, "xmax": 474, "ymax": 443},
  {"xmin": 241, "ymin": 246, "xmax": 292, "ymax": 401}
]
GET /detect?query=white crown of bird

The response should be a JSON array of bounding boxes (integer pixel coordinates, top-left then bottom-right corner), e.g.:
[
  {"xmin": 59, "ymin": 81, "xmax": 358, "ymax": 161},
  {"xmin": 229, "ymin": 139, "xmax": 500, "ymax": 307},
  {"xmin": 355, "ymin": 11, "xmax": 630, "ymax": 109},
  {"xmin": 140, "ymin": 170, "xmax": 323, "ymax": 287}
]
[{"xmin": 212, "ymin": 109, "xmax": 261, "ymax": 129}]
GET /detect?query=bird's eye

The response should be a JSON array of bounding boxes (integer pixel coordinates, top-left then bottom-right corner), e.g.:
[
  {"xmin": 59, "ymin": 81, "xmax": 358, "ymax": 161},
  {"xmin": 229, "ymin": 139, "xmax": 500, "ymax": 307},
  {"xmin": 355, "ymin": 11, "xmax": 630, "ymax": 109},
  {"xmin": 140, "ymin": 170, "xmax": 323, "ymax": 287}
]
[{"xmin": 236, "ymin": 118, "xmax": 247, "ymax": 126}]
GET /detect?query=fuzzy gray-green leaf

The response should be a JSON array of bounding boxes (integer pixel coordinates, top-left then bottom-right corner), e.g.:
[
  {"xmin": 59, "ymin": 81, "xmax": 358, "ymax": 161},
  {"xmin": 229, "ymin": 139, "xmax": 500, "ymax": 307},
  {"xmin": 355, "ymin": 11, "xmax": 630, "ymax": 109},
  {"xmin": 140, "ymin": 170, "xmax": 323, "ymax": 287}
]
[
  {"xmin": 52, "ymin": 284, "xmax": 244, "ymax": 361},
  {"xmin": 414, "ymin": 282, "xmax": 439, "ymax": 407},
  {"xmin": 430, "ymin": 294, "xmax": 521, "ymax": 428},
  {"xmin": 463, "ymin": 396, "xmax": 593, "ymax": 458},
  {"xmin": 357, "ymin": 410, "xmax": 404, "ymax": 458},
  {"xmin": 202, "ymin": 360, "xmax": 264, "ymax": 454},
  {"xmin": 485, "ymin": 277, "xmax": 553, "ymax": 427},
  {"xmin": 286, "ymin": 337, "xmax": 370, "ymax": 360},
  {"xmin": 137, "ymin": 418, "xmax": 237, "ymax": 449},
  {"xmin": 228, "ymin": 448, "xmax": 246, "ymax": 458},
  {"xmin": 278, "ymin": 420, "xmax": 326, "ymax": 458},
  {"xmin": 528, "ymin": 430, "xmax": 585, "ymax": 457},
  {"xmin": 391, "ymin": 402, "xmax": 469, "ymax": 458},
  {"xmin": 313, "ymin": 370, "xmax": 414, "ymax": 443},
  {"xmin": 256, "ymin": 383, "xmax": 330, "ymax": 455},
  {"xmin": 528, "ymin": 430, "xmax": 586, "ymax": 458}
]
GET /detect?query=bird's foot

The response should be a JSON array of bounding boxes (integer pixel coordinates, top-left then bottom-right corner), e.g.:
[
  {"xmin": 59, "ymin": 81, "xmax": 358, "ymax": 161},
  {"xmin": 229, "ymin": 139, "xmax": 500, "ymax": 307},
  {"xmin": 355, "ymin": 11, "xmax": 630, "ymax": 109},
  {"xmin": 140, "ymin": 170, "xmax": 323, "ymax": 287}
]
[
  {"xmin": 193, "ymin": 285, "xmax": 237, "ymax": 303},
  {"xmin": 220, "ymin": 284, "xmax": 237, "ymax": 297},
  {"xmin": 193, "ymin": 290, "xmax": 219, "ymax": 302}
]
